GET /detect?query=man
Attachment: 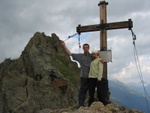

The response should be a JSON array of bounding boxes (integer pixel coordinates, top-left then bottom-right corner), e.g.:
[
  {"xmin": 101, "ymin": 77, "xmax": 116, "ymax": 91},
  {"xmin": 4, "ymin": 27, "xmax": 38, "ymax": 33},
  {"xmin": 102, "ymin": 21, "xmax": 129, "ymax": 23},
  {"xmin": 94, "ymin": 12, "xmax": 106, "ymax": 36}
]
[
  {"xmin": 88, "ymin": 48, "xmax": 103, "ymax": 106},
  {"xmin": 61, "ymin": 41, "xmax": 92, "ymax": 107}
]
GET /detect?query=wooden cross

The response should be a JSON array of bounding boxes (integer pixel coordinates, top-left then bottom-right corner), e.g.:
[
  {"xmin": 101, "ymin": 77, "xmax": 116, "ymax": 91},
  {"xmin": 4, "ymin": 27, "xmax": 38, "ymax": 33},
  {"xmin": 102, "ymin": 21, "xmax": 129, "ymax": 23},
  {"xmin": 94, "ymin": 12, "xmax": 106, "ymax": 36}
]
[{"xmin": 76, "ymin": 0, "xmax": 133, "ymax": 79}]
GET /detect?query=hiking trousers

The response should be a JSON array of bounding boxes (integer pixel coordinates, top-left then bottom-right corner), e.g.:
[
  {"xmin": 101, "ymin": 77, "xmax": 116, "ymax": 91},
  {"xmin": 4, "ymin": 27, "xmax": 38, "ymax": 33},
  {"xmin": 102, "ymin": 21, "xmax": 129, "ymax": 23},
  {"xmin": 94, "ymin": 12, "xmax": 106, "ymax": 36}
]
[
  {"xmin": 88, "ymin": 78, "xmax": 100, "ymax": 106},
  {"xmin": 78, "ymin": 77, "xmax": 89, "ymax": 107}
]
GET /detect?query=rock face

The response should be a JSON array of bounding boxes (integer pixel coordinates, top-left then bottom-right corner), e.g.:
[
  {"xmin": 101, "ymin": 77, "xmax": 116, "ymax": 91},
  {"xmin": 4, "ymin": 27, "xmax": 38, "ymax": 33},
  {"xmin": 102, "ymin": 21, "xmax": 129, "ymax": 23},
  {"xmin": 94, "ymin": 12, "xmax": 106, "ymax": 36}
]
[
  {"xmin": 0, "ymin": 32, "xmax": 143, "ymax": 113},
  {"xmin": 0, "ymin": 32, "xmax": 80, "ymax": 113}
]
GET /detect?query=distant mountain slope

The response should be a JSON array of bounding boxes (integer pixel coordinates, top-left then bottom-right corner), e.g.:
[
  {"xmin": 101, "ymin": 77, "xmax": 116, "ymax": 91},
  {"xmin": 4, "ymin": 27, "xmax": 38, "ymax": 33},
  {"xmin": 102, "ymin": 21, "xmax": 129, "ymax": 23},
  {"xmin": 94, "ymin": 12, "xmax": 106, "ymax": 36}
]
[
  {"xmin": 109, "ymin": 80, "xmax": 150, "ymax": 113},
  {"xmin": 127, "ymin": 82, "xmax": 150, "ymax": 95}
]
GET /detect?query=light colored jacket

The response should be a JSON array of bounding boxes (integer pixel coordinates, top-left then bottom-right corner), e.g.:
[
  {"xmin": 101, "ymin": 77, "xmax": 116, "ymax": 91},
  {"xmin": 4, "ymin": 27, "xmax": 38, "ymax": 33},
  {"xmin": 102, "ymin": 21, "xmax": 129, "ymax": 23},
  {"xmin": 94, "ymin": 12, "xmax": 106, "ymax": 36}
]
[{"xmin": 88, "ymin": 56, "xmax": 103, "ymax": 80}]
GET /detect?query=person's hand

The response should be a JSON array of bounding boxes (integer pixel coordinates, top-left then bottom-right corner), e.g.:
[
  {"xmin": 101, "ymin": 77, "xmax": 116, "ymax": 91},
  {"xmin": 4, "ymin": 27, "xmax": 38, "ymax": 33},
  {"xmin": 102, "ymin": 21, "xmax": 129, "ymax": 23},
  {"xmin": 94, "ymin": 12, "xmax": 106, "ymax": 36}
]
[
  {"xmin": 61, "ymin": 40, "xmax": 66, "ymax": 47},
  {"xmin": 99, "ymin": 59, "xmax": 104, "ymax": 64},
  {"xmin": 97, "ymin": 79, "xmax": 101, "ymax": 82}
]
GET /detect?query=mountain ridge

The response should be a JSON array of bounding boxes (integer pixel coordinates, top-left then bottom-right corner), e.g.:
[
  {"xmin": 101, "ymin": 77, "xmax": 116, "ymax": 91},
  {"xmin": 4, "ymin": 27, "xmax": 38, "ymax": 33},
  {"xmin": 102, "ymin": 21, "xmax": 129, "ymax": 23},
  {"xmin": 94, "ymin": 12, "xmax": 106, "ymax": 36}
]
[
  {"xmin": 0, "ymin": 32, "xmax": 143, "ymax": 113},
  {"xmin": 109, "ymin": 79, "xmax": 150, "ymax": 113}
]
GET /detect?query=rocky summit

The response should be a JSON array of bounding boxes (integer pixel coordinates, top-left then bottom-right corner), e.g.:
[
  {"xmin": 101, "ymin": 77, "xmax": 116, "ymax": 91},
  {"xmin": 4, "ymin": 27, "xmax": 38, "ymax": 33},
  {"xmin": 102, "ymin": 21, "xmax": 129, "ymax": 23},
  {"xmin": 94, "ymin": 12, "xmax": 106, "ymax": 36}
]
[
  {"xmin": 0, "ymin": 32, "xmax": 143, "ymax": 113},
  {"xmin": 0, "ymin": 32, "xmax": 80, "ymax": 113}
]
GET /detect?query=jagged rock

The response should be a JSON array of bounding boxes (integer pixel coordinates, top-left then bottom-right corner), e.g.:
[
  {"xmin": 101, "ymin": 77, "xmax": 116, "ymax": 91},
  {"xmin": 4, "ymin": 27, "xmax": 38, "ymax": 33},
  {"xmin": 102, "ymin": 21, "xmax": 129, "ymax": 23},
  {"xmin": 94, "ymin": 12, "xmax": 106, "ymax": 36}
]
[
  {"xmin": 0, "ymin": 32, "xmax": 143, "ymax": 113},
  {"xmin": 0, "ymin": 32, "xmax": 80, "ymax": 113}
]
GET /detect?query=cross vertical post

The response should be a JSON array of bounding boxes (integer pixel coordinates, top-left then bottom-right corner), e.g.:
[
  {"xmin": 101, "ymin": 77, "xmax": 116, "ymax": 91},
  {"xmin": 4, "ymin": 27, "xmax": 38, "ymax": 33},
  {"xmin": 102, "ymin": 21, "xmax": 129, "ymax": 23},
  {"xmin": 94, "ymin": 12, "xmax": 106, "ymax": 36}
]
[
  {"xmin": 76, "ymin": 1, "xmax": 133, "ymax": 78},
  {"xmin": 99, "ymin": 1, "xmax": 108, "ymax": 79}
]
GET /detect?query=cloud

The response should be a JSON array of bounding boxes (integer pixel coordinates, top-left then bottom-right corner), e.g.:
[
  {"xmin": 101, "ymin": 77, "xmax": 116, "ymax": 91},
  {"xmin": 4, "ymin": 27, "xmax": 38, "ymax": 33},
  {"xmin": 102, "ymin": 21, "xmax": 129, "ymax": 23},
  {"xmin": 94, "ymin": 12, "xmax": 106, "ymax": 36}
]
[{"xmin": 0, "ymin": 0, "xmax": 150, "ymax": 85}]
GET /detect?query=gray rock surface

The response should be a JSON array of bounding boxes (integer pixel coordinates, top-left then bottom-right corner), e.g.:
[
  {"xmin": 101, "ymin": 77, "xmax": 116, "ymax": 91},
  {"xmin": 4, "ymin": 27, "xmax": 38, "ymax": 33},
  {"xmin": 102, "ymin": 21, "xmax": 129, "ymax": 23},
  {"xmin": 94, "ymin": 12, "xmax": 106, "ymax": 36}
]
[
  {"xmin": 38, "ymin": 102, "xmax": 143, "ymax": 113},
  {"xmin": 0, "ymin": 32, "xmax": 80, "ymax": 113}
]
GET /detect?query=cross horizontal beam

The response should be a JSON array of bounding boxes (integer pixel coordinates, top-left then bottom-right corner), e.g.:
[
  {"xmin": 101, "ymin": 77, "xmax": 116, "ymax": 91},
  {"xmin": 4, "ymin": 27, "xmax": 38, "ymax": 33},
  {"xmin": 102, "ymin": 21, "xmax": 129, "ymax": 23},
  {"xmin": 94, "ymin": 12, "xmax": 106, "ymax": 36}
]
[{"xmin": 77, "ymin": 19, "xmax": 133, "ymax": 34}]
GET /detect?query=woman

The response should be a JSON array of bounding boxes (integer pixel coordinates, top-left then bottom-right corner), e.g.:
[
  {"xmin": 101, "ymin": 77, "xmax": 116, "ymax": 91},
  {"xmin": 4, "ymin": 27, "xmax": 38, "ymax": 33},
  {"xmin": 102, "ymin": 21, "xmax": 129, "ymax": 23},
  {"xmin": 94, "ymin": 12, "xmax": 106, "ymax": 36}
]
[{"xmin": 88, "ymin": 48, "xmax": 103, "ymax": 106}]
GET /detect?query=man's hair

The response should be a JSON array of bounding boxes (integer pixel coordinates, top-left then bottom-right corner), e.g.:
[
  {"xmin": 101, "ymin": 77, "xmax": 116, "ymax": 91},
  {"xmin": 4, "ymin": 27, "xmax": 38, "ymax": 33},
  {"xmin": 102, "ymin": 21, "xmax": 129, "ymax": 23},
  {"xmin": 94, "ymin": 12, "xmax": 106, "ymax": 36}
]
[{"xmin": 83, "ymin": 43, "xmax": 90, "ymax": 48}]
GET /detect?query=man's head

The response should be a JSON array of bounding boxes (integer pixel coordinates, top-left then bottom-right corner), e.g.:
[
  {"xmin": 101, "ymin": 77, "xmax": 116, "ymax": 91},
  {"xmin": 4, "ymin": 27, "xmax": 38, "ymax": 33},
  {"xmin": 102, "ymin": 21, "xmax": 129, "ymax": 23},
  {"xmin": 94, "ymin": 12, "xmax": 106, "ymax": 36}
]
[{"xmin": 83, "ymin": 43, "xmax": 90, "ymax": 54}]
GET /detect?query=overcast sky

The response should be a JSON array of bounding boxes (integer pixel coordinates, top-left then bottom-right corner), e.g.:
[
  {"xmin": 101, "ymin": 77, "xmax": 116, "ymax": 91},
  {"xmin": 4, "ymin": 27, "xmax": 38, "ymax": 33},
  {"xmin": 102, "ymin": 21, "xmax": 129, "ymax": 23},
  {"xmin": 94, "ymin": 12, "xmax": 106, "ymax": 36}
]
[{"xmin": 0, "ymin": 0, "xmax": 150, "ymax": 85}]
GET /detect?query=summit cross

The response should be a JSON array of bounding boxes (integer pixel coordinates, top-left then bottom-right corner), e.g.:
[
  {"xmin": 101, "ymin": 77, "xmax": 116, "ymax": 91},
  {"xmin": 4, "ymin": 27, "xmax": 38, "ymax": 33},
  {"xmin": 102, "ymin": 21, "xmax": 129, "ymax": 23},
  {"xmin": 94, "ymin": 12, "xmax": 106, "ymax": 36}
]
[{"xmin": 76, "ymin": 0, "xmax": 133, "ymax": 79}]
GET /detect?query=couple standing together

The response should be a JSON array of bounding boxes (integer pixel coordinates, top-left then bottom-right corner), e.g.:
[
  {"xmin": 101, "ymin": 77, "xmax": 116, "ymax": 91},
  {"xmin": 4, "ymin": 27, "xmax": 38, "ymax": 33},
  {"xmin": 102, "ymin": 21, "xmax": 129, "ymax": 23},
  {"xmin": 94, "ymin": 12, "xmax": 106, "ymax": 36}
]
[{"xmin": 61, "ymin": 41, "xmax": 105, "ymax": 107}]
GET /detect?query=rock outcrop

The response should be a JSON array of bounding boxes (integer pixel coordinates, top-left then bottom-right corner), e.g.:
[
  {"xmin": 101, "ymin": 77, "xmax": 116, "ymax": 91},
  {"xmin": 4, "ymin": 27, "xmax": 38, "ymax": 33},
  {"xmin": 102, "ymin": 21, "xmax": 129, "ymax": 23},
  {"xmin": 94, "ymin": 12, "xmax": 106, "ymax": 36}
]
[
  {"xmin": 0, "ymin": 32, "xmax": 143, "ymax": 113},
  {"xmin": 38, "ymin": 102, "xmax": 143, "ymax": 113},
  {"xmin": 0, "ymin": 32, "xmax": 80, "ymax": 113}
]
